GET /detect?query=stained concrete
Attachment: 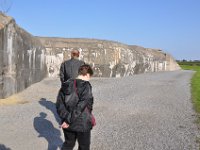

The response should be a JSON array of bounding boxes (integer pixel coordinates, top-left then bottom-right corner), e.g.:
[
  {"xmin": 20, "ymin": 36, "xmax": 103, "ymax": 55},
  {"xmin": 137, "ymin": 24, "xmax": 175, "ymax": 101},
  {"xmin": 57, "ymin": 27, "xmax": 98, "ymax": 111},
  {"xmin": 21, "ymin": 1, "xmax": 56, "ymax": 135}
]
[
  {"xmin": 0, "ymin": 13, "xmax": 180, "ymax": 98},
  {"xmin": 0, "ymin": 13, "xmax": 47, "ymax": 98},
  {"xmin": 38, "ymin": 37, "xmax": 180, "ymax": 78}
]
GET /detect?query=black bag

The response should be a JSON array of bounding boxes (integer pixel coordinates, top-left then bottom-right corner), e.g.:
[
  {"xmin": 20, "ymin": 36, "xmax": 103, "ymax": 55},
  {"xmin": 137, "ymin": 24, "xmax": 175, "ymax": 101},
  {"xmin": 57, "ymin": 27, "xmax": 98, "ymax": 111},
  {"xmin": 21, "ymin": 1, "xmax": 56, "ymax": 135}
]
[
  {"xmin": 64, "ymin": 79, "xmax": 79, "ymax": 112},
  {"xmin": 56, "ymin": 79, "xmax": 79, "ymax": 124}
]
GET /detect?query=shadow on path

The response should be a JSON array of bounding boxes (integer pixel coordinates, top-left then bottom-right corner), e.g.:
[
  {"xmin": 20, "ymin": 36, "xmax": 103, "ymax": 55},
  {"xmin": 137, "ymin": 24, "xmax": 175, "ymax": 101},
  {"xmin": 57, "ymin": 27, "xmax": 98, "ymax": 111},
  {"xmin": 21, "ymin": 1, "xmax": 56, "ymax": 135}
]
[
  {"xmin": 33, "ymin": 112, "xmax": 63, "ymax": 150},
  {"xmin": 0, "ymin": 144, "xmax": 11, "ymax": 150},
  {"xmin": 39, "ymin": 98, "xmax": 61, "ymax": 124}
]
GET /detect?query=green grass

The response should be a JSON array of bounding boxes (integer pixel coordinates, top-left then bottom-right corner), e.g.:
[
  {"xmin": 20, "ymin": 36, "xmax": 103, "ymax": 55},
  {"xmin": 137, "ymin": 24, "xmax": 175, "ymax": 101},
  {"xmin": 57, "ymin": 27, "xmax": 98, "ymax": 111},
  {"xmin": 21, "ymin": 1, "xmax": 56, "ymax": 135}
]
[
  {"xmin": 179, "ymin": 64, "xmax": 200, "ymax": 113},
  {"xmin": 179, "ymin": 63, "xmax": 200, "ymax": 150},
  {"xmin": 178, "ymin": 62, "xmax": 200, "ymax": 66}
]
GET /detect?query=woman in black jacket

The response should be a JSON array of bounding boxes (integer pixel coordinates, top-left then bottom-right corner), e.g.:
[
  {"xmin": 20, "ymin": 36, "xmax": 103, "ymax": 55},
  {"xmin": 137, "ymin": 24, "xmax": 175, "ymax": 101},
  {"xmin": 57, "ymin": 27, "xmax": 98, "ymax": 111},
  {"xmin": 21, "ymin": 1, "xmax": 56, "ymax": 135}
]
[{"xmin": 56, "ymin": 64, "xmax": 95, "ymax": 150}]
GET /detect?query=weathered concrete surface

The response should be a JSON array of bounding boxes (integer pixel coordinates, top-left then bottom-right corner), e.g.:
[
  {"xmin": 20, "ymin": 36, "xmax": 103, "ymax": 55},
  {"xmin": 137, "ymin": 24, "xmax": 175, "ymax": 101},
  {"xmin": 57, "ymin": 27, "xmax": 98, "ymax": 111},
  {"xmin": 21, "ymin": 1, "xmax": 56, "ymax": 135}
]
[
  {"xmin": 0, "ymin": 71, "xmax": 199, "ymax": 150},
  {"xmin": 0, "ymin": 13, "xmax": 47, "ymax": 98},
  {"xmin": 38, "ymin": 37, "xmax": 180, "ymax": 77},
  {"xmin": 0, "ymin": 13, "xmax": 180, "ymax": 98}
]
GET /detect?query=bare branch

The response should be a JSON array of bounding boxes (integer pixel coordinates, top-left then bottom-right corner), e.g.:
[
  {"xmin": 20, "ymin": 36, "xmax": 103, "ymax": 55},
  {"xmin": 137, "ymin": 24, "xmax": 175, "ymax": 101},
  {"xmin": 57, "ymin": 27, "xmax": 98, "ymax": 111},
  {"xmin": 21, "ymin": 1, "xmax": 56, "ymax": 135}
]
[{"xmin": 0, "ymin": 0, "xmax": 13, "ymax": 13}]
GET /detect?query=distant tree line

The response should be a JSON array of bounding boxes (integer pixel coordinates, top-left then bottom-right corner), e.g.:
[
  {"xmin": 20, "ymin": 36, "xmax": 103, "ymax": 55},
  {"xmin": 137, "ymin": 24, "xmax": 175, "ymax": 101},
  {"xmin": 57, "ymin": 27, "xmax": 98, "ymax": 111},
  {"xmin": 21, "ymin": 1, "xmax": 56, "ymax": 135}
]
[{"xmin": 177, "ymin": 59, "xmax": 200, "ymax": 66}]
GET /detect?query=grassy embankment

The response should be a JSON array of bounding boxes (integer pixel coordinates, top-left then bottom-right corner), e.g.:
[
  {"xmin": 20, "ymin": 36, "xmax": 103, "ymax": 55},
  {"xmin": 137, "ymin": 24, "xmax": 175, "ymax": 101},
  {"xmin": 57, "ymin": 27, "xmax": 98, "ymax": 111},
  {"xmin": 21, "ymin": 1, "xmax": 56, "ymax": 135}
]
[
  {"xmin": 0, "ymin": 95, "xmax": 28, "ymax": 106},
  {"xmin": 178, "ymin": 62, "xmax": 200, "ymax": 114}
]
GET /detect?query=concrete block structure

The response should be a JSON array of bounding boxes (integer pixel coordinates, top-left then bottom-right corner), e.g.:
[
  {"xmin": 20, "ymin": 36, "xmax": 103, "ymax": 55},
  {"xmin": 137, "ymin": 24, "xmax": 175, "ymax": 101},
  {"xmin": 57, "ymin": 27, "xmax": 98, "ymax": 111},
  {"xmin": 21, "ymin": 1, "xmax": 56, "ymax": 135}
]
[{"xmin": 0, "ymin": 13, "xmax": 180, "ymax": 98}]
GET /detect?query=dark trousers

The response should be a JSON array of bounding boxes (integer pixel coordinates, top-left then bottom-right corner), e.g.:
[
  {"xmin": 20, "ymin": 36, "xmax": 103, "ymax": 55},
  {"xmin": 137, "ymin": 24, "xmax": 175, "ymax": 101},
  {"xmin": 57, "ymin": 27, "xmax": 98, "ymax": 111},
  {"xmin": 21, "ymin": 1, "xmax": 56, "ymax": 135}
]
[{"xmin": 62, "ymin": 129, "xmax": 91, "ymax": 150}]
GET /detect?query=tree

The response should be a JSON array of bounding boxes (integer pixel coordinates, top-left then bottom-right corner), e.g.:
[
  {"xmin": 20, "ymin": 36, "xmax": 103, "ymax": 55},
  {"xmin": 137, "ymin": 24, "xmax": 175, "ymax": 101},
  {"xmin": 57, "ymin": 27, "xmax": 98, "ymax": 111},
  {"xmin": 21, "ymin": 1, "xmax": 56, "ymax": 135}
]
[{"xmin": 0, "ymin": 0, "xmax": 13, "ymax": 13}]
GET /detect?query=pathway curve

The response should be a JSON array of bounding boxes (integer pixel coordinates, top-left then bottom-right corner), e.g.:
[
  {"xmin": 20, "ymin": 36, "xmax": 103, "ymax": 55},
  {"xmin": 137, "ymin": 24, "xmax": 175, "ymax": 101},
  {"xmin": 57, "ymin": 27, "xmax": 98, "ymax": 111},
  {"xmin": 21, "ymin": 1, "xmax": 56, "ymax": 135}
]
[{"xmin": 0, "ymin": 70, "xmax": 199, "ymax": 150}]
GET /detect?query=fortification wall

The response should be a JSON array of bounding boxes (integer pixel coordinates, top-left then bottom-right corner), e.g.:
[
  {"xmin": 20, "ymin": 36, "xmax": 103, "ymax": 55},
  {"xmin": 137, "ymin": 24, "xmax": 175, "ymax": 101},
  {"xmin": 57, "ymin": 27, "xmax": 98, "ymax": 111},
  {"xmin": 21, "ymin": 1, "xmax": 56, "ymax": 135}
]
[
  {"xmin": 38, "ymin": 37, "xmax": 180, "ymax": 78},
  {"xmin": 0, "ymin": 13, "xmax": 180, "ymax": 98},
  {"xmin": 0, "ymin": 13, "xmax": 47, "ymax": 98}
]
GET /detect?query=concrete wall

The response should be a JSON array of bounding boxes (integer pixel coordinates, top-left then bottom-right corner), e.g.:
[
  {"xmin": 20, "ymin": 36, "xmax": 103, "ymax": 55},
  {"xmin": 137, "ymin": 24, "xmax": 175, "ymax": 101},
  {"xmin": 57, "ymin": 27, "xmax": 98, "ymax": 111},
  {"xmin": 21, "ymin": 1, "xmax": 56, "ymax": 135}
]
[
  {"xmin": 0, "ymin": 13, "xmax": 47, "ymax": 98},
  {"xmin": 38, "ymin": 37, "xmax": 180, "ymax": 78},
  {"xmin": 0, "ymin": 13, "xmax": 180, "ymax": 98},
  {"xmin": 0, "ymin": 24, "xmax": 4, "ymax": 98}
]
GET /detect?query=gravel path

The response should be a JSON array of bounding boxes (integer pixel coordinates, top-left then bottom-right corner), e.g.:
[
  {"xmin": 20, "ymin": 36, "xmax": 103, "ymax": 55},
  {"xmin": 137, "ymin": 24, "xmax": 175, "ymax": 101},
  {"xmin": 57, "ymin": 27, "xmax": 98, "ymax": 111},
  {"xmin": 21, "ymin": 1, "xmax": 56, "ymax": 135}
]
[{"xmin": 0, "ymin": 70, "xmax": 199, "ymax": 150}]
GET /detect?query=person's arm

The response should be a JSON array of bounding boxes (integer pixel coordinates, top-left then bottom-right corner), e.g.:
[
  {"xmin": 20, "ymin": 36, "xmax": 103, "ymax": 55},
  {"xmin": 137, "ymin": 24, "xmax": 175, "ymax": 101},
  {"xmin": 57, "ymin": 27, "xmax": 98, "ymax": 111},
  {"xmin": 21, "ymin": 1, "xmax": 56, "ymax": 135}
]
[
  {"xmin": 82, "ymin": 60, "xmax": 86, "ymax": 65},
  {"xmin": 59, "ymin": 62, "xmax": 65, "ymax": 84},
  {"xmin": 56, "ymin": 89, "xmax": 71, "ymax": 124}
]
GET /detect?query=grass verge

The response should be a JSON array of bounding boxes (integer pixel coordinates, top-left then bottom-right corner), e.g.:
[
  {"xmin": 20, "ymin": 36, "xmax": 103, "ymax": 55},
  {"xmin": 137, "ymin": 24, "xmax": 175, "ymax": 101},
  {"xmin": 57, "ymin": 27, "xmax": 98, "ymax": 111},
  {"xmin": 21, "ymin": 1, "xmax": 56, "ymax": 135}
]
[
  {"xmin": 180, "ymin": 64, "xmax": 200, "ymax": 148},
  {"xmin": 0, "ymin": 95, "xmax": 28, "ymax": 106},
  {"xmin": 180, "ymin": 65, "xmax": 200, "ymax": 113}
]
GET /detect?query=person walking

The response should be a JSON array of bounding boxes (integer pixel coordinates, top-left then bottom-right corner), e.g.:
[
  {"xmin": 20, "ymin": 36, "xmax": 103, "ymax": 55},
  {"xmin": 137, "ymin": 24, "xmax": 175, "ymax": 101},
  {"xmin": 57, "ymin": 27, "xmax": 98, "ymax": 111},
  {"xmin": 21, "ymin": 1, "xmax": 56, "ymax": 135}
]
[
  {"xmin": 60, "ymin": 49, "xmax": 85, "ymax": 85},
  {"xmin": 56, "ymin": 64, "xmax": 95, "ymax": 150}
]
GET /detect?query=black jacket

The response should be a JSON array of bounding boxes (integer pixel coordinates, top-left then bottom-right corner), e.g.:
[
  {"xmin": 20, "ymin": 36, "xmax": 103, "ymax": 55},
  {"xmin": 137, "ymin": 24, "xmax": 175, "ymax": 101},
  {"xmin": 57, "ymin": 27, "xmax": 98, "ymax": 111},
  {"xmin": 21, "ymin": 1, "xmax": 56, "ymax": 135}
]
[
  {"xmin": 60, "ymin": 58, "xmax": 85, "ymax": 84},
  {"xmin": 56, "ymin": 79, "xmax": 94, "ymax": 132}
]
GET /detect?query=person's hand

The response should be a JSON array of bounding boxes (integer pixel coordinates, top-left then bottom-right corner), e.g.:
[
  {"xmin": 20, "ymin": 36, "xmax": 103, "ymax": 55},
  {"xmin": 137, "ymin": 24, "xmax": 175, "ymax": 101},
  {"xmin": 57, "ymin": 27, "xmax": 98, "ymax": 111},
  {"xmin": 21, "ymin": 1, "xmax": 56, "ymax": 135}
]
[{"xmin": 61, "ymin": 122, "xmax": 69, "ymax": 129}]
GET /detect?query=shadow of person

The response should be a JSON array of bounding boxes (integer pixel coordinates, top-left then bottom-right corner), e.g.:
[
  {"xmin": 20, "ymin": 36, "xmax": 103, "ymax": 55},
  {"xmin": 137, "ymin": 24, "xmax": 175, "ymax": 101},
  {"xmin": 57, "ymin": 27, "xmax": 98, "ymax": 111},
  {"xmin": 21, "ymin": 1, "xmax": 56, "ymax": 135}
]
[
  {"xmin": 39, "ymin": 98, "xmax": 61, "ymax": 124},
  {"xmin": 0, "ymin": 144, "xmax": 11, "ymax": 150},
  {"xmin": 33, "ymin": 112, "xmax": 63, "ymax": 150}
]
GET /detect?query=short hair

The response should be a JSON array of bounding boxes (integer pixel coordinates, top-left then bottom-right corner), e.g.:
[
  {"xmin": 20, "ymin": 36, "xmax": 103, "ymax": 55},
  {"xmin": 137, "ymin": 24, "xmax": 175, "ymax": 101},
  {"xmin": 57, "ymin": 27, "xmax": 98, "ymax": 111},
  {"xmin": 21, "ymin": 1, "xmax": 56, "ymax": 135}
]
[
  {"xmin": 71, "ymin": 49, "xmax": 80, "ymax": 58},
  {"xmin": 78, "ymin": 64, "xmax": 93, "ymax": 76}
]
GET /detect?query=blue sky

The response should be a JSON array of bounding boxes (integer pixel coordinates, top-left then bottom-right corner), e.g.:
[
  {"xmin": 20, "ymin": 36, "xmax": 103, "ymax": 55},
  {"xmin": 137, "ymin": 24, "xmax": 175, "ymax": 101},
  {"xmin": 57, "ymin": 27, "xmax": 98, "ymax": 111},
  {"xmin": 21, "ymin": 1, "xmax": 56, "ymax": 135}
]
[{"xmin": 4, "ymin": 0, "xmax": 200, "ymax": 60}]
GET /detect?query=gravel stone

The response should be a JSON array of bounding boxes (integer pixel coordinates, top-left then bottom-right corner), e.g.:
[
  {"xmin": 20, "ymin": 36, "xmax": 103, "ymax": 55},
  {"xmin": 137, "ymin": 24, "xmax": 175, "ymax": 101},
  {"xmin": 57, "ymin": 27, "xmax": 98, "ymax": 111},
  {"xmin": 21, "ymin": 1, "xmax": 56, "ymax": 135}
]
[{"xmin": 0, "ymin": 70, "xmax": 199, "ymax": 150}]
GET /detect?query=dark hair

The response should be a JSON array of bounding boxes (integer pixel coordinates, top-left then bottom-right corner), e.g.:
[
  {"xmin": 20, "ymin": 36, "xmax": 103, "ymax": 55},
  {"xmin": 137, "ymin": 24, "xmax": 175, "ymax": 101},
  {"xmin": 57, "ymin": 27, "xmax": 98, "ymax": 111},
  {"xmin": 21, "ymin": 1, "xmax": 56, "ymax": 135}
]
[{"xmin": 78, "ymin": 64, "xmax": 93, "ymax": 76}]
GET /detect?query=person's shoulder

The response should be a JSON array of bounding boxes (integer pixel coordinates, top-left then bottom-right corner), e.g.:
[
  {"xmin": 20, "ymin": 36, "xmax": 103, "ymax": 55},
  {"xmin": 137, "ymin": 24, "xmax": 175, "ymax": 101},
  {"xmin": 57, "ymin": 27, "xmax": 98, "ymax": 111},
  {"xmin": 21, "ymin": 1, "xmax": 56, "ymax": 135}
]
[
  {"xmin": 61, "ymin": 79, "xmax": 74, "ymax": 93},
  {"xmin": 72, "ymin": 59, "xmax": 84, "ymax": 65},
  {"xmin": 76, "ymin": 79, "xmax": 91, "ymax": 88},
  {"xmin": 78, "ymin": 59, "xmax": 84, "ymax": 62},
  {"xmin": 77, "ymin": 59, "xmax": 85, "ymax": 65},
  {"xmin": 64, "ymin": 59, "xmax": 72, "ymax": 63},
  {"xmin": 83, "ymin": 80, "xmax": 92, "ymax": 89},
  {"xmin": 80, "ymin": 60, "xmax": 85, "ymax": 64},
  {"xmin": 74, "ymin": 59, "xmax": 84, "ymax": 62},
  {"xmin": 62, "ymin": 59, "xmax": 72, "ymax": 65}
]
